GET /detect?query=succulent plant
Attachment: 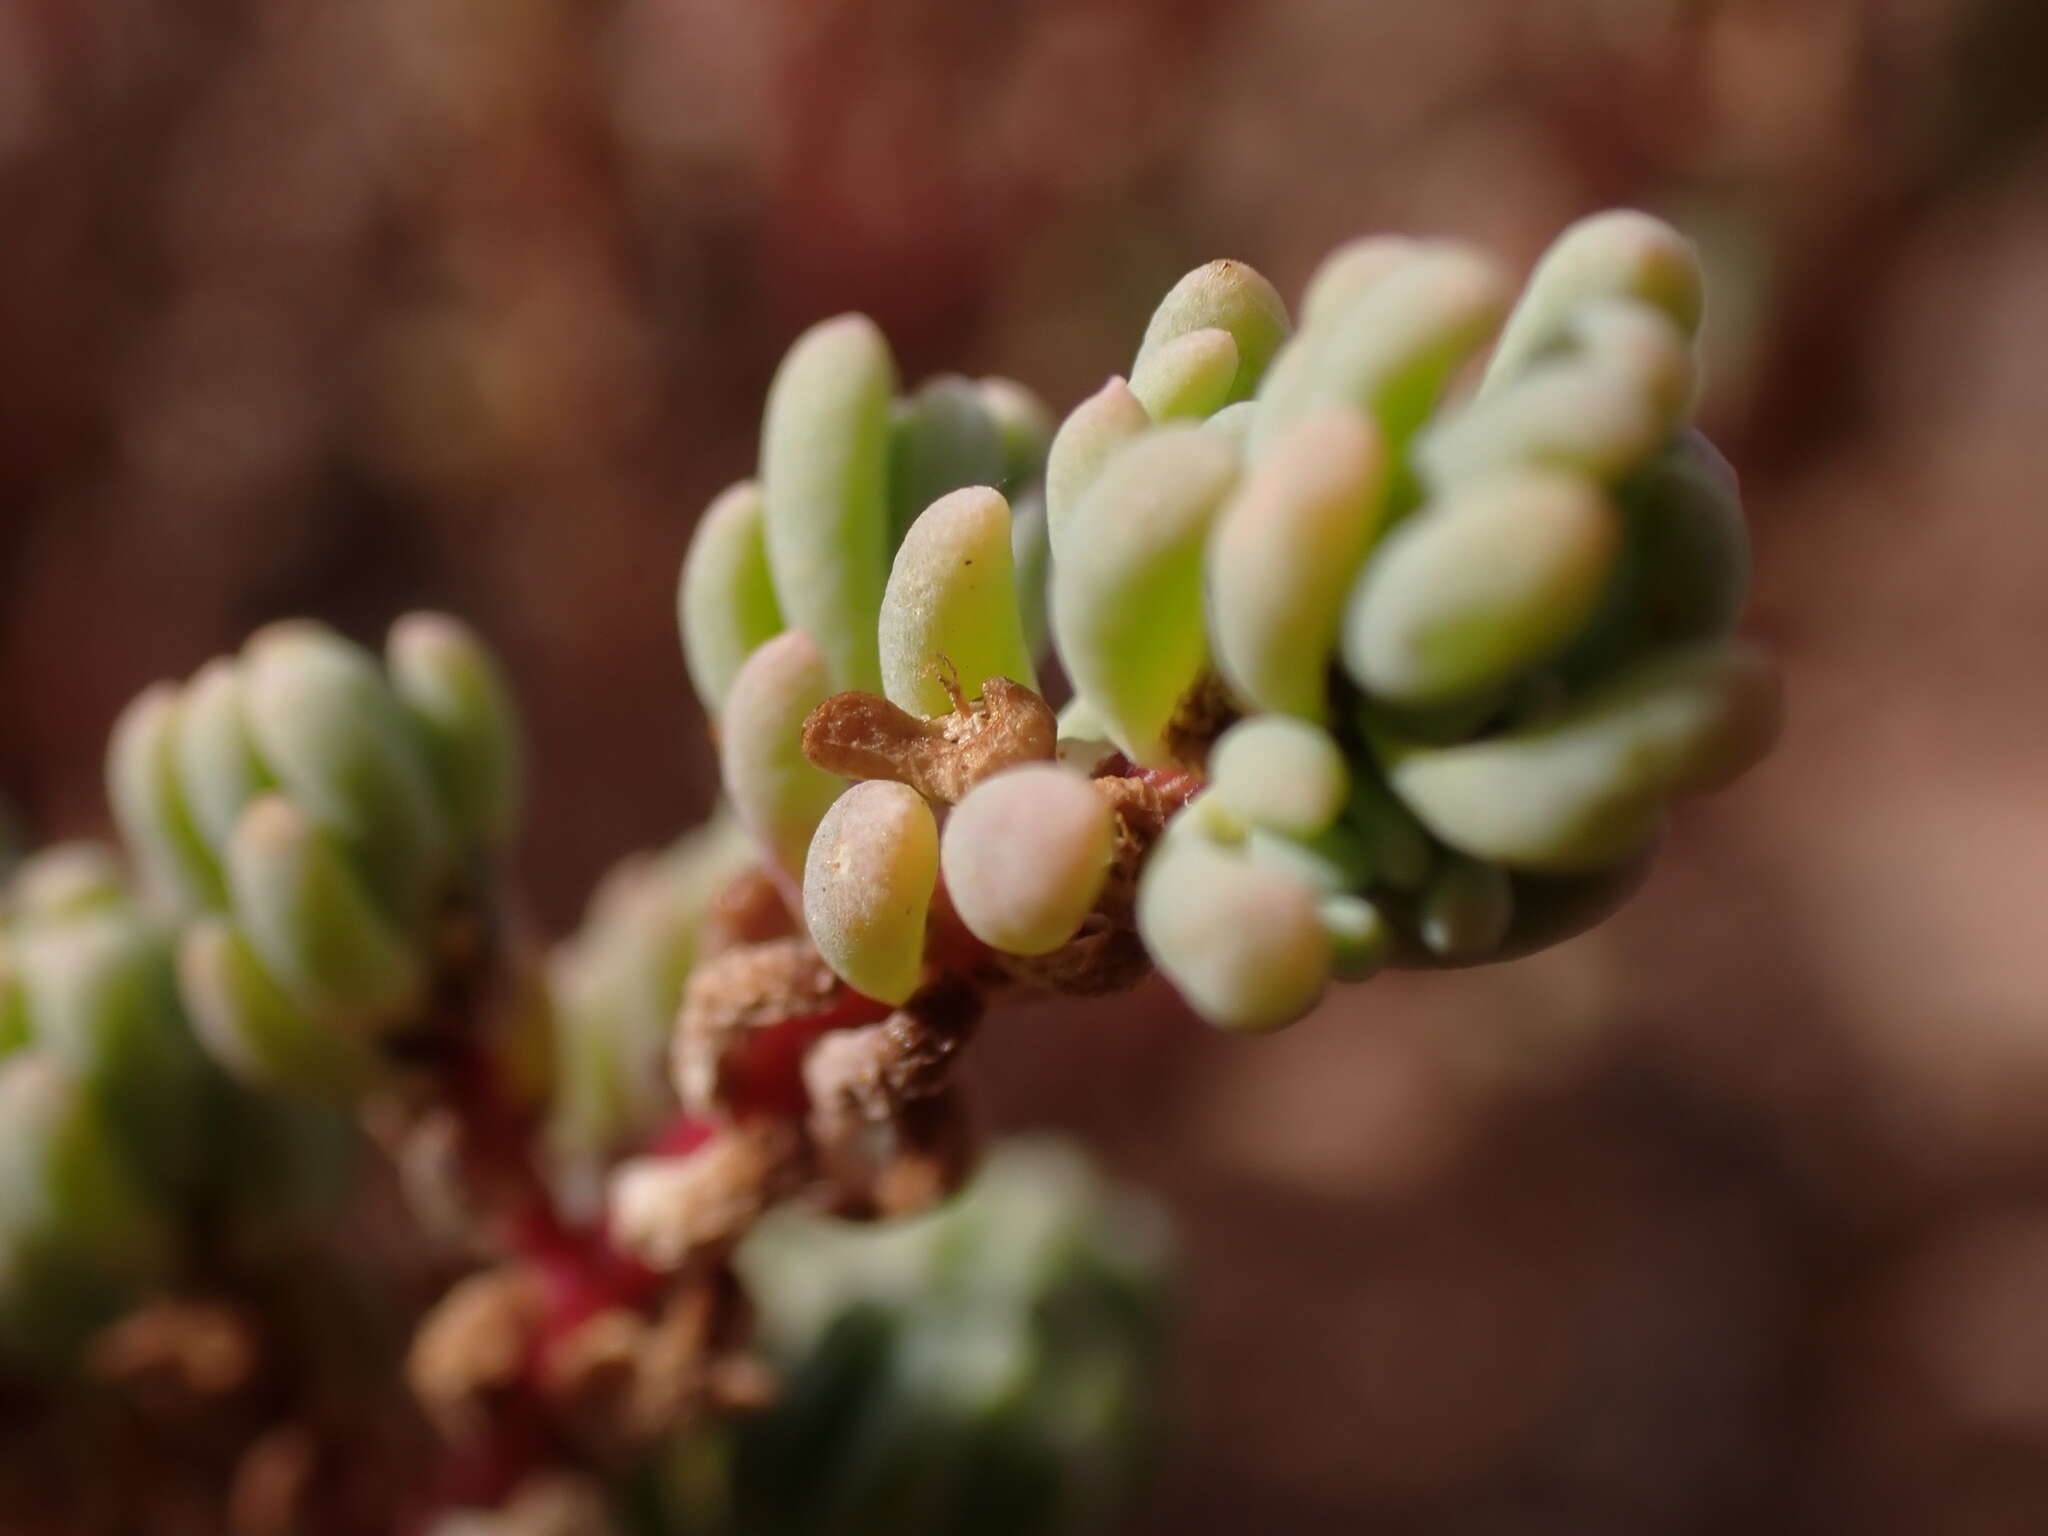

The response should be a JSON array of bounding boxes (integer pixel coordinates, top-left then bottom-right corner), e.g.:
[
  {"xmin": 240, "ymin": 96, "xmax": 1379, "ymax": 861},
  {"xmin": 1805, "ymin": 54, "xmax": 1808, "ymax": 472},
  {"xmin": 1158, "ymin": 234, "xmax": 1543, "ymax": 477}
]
[
  {"xmin": 680, "ymin": 209, "xmax": 1781, "ymax": 1035},
  {"xmin": 648, "ymin": 1139, "xmax": 1172, "ymax": 1536},
  {"xmin": 108, "ymin": 614, "xmax": 527, "ymax": 1104},
  {"xmin": 0, "ymin": 206, "xmax": 1778, "ymax": 1530},
  {"xmin": 0, "ymin": 843, "xmax": 350, "ymax": 1364}
]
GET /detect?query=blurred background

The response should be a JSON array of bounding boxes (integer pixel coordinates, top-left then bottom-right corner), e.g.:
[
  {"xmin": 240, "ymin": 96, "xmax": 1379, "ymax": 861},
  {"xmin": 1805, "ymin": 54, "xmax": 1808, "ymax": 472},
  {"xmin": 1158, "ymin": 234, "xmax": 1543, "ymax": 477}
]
[{"xmin": 3, "ymin": 0, "xmax": 2048, "ymax": 1530}]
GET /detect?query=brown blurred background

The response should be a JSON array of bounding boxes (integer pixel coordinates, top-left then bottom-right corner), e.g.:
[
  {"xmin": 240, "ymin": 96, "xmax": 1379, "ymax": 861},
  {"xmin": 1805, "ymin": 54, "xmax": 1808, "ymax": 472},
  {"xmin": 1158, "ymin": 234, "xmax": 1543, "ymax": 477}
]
[{"xmin": 4, "ymin": 1, "xmax": 2048, "ymax": 1531}]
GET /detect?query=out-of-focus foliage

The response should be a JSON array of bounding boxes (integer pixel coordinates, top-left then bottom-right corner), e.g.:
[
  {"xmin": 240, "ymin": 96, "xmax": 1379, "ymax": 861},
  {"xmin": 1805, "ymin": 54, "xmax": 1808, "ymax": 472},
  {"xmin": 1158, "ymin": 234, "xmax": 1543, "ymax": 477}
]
[{"xmin": 649, "ymin": 1139, "xmax": 1172, "ymax": 1536}]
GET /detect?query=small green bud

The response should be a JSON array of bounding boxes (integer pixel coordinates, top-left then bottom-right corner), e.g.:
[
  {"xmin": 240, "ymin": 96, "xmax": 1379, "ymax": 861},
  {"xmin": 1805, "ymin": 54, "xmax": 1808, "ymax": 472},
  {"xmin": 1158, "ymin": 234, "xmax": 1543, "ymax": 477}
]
[
  {"xmin": 225, "ymin": 796, "xmax": 425, "ymax": 1023},
  {"xmin": 1345, "ymin": 768, "xmax": 1437, "ymax": 893},
  {"xmin": 173, "ymin": 658, "xmax": 273, "ymax": 855},
  {"xmin": 549, "ymin": 815, "xmax": 756, "ymax": 1167},
  {"xmin": 8, "ymin": 844, "xmax": 125, "ymax": 924},
  {"xmin": 1319, "ymin": 894, "xmax": 1392, "ymax": 979},
  {"xmin": 678, "ymin": 480, "xmax": 784, "ymax": 719},
  {"xmin": 803, "ymin": 781, "xmax": 938, "ymax": 1005},
  {"xmin": 1128, "ymin": 326, "xmax": 1239, "ymax": 421},
  {"xmin": 1009, "ymin": 489, "xmax": 1052, "ymax": 664},
  {"xmin": 1344, "ymin": 470, "xmax": 1622, "ymax": 707},
  {"xmin": 1133, "ymin": 258, "xmax": 1290, "ymax": 404},
  {"xmin": 0, "ymin": 1056, "xmax": 168, "ymax": 1335},
  {"xmin": 1297, "ymin": 235, "xmax": 1422, "ymax": 329},
  {"xmin": 1258, "ymin": 244, "xmax": 1509, "ymax": 456},
  {"xmin": 719, "ymin": 630, "xmax": 845, "ymax": 882},
  {"xmin": 106, "ymin": 683, "xmax": 224, "ymax": 913},
  {"xmin": 1244, "ymin": 824, "xmax": 1372, "ymax": 897},
  {"xmin": 976, "ymin": 377, "xmax": 1055, "ymax": 492},
  {"xmin": 1136, "ymin": 837, "xmax": 1330, "ymax": 1034},
  {"xmin": 1208, "ymin": 716, "xmax": 1350, "ymax": 839},
  {"xmin": 1052, "ymin": 426, "xmax": 1238, "ymax": 765},
  {"xmin": 13, "ymin": 911, "xmax": 203, "ymax": 1192},
  {"xmin": 941, "ymin": 766, "xmax": 1113, "ymax": 957},
  {"xmin": 179, "ymin": 916, "xmax": 377, "ymax": 1103},
  {"xmin": 760, "ymin": 314, "xmax": 898, "ymax": 693},
  {"xmin": 386, "ymin": 612, "xmax": 523, "ymax": 851},
  {"xmin": 1561, "ymin": 431, "xmax": 1749, "ymax": 678},
  {"xmin": 1381, "ymin": 643, "xmax": 1782, "ymax": 872},
  {"xmin": 878, "ymin": 487, "xmax": 1037, "ymax": 718},
  {"xmin": 1416, "ymin": 855, "xmax": 1515, "ymax": 960},
  {"xmin": 1414, "ymin": 357, "xmax": 1664, "ymax": 493},
  {"xmin": 0, "ymin": 943, "xmax": 25, "ymax": 1058},
  {"xmin": 888, "ymin": 375, "xmax": 1008, "ymax": 544},
  {"xmin": 1207, "ymin": 408, "xmax": 1388, "ymax": 721},
  {"xmin": 241, "ymin": 622, "xmax": 450, "ymax": 922},
  {"xmin": 1045, "ymin": 377, "xmax": 1151, "ymax": 564},
  {"xmin": 1201, "ymin": 399, "xmax": 1258, "ymax": 451},
  {"xmin": 1574, "ymin": 297, "xmax": 1697, "ymax": 419},
  {"xmin": 1481, "ymin": 209, "xmax": 1704, "ymax": 397}
]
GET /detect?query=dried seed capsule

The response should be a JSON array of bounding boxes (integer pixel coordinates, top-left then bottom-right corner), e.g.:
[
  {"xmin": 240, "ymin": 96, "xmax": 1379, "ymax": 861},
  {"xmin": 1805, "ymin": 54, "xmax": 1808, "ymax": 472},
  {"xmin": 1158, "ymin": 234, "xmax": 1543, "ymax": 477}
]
[
  {"xmin": 677, "ymin": 480, "xmax": 783, "ymax": 720},
  {"xmin": 1258, "ymin": 245, "xmax": 1509, "ymax": 455},
  {"xmin": 226, "ymin": 795, "xmax": 425, "ymax": 1023},
  {"xmin": 241, "ymin": 622, "xmax": 450, "ymax": 922},
  {"xmin": 1134, "ymin": 258, "xmax": 1290, "ymax": 404},
  {"xmin": 1207, "ymin": 716, "xmax": 1350, "ymax": 839},
  {"xmin": 1416, "ymin": 855, "xmax": 1515, "ymax": 960},
  {"xmin": 1208, "ymin": 409, "xmax": 1388, "ymax": 721},
  {"xmin": 760, "ymin": 314, "xmax": 898, "ymax": 693},
  {"xmin": 173, "ymin": 659, "xmax": 272, "ymax": 855},
  {"xmin": 1044, "ymin": 377, "xmax": 1150, "ymax": 564},
  {"xmin": 1052, "ymin": 426, "xmax": 1238, "ymax": 765},
  {"xmin": 941, "ymin": 765, "xmax": 1114, "ymax": 956},
  {"xmin": 387, "ymin": 613, "xmax": 522, "ymax": 852},
  {"xmin": 976, "ymin": 377, "xmax": 1055, "ymax": 491},
  {"xmin": 1136, "ymin": 837, "xmax": 1330, "ymax": 1034},
  {"xmin": 1480, "ymin": 209, "xmax": 1704, "ymax": 396},
  {"xmin": 803, "ymin": 782, "xmax": 939, "ymax": 1005},
  {"xmin": 1298, "ymin": 235, "xmax": 1422, "ymax": 329},
  {"xmin": 719, "ymin": 631, "xmax": 845, "ymax": 882},
  {"xmin": 1128, "ymin": 327, "xmax": 1240, "ymax": 421},
  {"xmin": 1381, "ymin": 643, "xmax": 1783, "ymax": 872},
  {"xmin": 1344, "ymin": 471, "xmax": 1621, "ymax": 707},
  {"xmin": 1010, "ymin": 490, "xmax": 1051, "ymax": 664},
  {"xmin": 887, "ymin": 374, "xmax": 1007, "ymax": 542},
  {"xmin": 179, "ymin": 917, "xmax": 376, "ymax": 1102},
  {"xmin": 878, "ymin": 487, "xmax": 1037, "ymax": 719},
  {"xmin": 106, "ymin": 683, "xmax": 224, "ymax": 913}
]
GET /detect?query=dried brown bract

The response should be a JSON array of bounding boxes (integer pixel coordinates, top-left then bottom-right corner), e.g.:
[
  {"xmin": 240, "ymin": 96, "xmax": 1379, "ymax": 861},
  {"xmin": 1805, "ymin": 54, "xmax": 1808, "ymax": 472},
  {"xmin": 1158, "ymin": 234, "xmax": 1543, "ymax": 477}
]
[
  {"xmin": 89, "ymin": 1297, "xmax": 264, "ymax": 1416},
  {"xmin": 607, "ymin": 1120, "xmax": 810, "ymax": 1272},
  {"xmin": 673, "ymin": 936, "xmax": 859, "ymax": 1111},
  {"xmin": 801, "ymin": 675, "xmax": 1056, "ymax": 804},
  {"xmin": 543, "ymin": 1271, "xmax": 763, "ymax": 1454},
  {"xmin": 407, "ymin": 1267, "xmax": 541, "ymax": 1444},
  {"xmin": 1161, "ymin": 668, "xmax": 1242, "ymax": 772},
  {"xmin": 805, "ymin": 974, "xmax": 985, "ymax": 1218}
]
